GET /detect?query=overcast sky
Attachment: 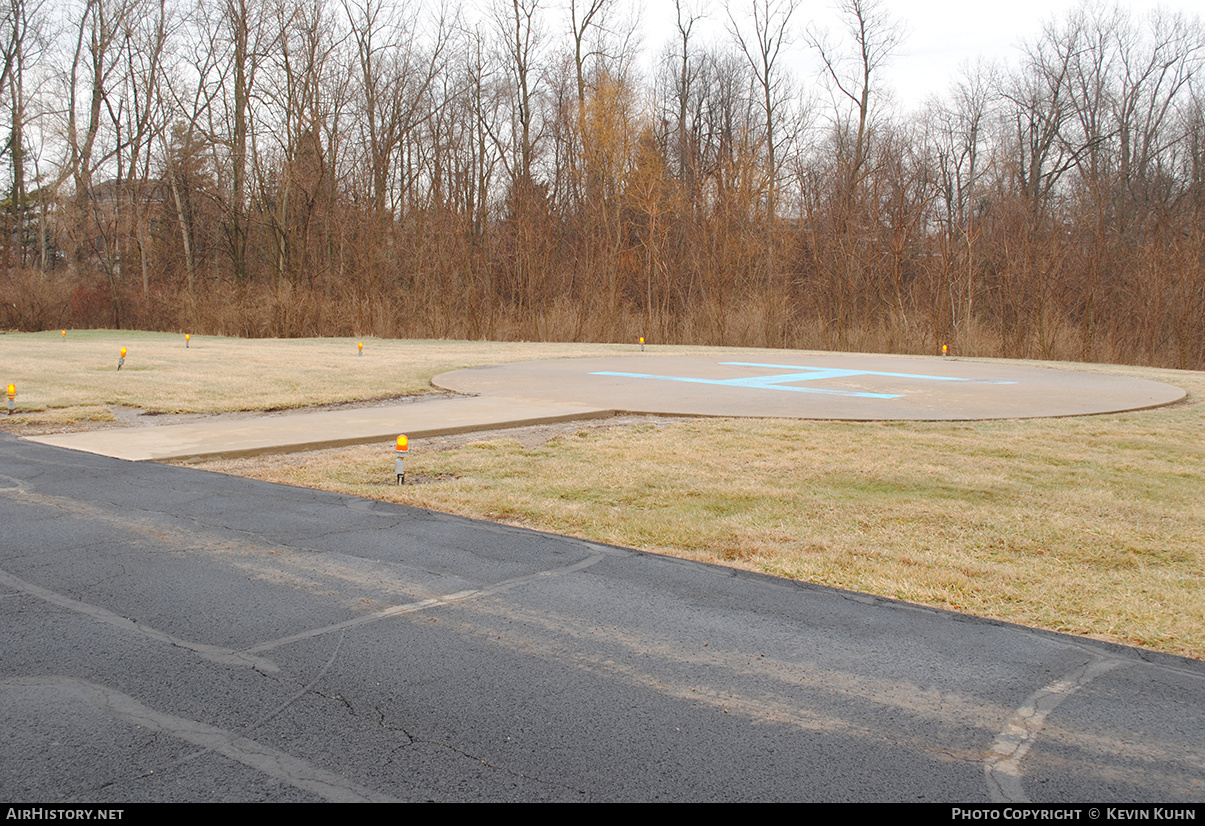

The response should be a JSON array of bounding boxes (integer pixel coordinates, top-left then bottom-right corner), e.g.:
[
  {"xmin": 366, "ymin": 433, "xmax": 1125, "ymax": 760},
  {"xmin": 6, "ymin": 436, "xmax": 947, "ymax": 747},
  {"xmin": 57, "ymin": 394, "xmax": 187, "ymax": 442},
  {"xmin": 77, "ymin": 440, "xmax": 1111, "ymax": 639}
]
[{"xmin": 633, "ymin": 0, "xmax": 1203, "ymax": 112}]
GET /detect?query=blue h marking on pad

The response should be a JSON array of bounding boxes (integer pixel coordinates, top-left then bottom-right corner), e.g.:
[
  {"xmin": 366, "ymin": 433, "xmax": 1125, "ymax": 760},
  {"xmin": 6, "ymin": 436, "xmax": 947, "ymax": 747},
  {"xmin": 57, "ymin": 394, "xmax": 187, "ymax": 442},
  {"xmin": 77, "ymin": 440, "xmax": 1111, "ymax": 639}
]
[{"xmin": 590, "ymin": 362, "xmax": 1015, "ymax": 399}]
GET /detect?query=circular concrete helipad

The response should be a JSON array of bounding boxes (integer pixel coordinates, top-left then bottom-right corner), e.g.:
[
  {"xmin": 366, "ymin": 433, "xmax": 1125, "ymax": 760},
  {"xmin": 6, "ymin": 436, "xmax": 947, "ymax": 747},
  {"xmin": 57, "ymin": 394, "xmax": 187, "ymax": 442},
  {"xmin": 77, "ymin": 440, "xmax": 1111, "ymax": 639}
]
[{"xmin": 435, "ymin": 353, "xmax": 1186, "ymax": 421}]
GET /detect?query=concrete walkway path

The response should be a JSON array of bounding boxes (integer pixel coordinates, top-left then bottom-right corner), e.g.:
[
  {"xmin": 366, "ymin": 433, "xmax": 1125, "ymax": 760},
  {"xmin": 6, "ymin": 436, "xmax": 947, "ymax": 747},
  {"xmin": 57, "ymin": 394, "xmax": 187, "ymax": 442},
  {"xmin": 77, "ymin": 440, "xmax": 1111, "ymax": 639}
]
[{"xmin": 28, "ymin": 396, "xmax": 611, "ymax": 462}]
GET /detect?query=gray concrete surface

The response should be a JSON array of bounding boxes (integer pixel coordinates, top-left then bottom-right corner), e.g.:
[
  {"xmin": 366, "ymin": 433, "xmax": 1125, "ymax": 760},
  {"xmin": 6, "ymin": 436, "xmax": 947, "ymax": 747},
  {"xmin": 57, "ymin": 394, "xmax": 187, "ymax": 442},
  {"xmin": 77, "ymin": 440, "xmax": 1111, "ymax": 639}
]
[
  {"xmin": 435, "ymin": 354, "xmax": 1187, "ymax": 420},
  {"xmin": 23, "ymin": 352, "xmax": 1186, "ymax": 461},
  {"xmin": 26, "ymin": 396, "xmax": 611, "ymax": 462}
]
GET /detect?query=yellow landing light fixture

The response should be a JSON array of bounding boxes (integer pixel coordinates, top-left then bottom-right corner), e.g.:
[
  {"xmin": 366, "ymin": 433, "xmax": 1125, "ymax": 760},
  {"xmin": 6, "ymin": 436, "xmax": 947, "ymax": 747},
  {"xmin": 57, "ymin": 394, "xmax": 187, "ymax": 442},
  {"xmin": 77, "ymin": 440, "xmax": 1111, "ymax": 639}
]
[
  {"xmin": 61, "ymin": 330, "xmax": 66, "ymax": 341},
  {"xmin": 358, "ymin": 341, "xmax": 363, "ymax": 356},
  {"xmin": 639, "ymin": 336, "xmax": 645, "ymax": 352},
  {"xmin": 395, "ymin": 434, "xmax": 409, "ymax": 485},
  {"xmin": 118, "ymin": 347, "xmax": 127, "ymax": 370},
  {"xmin": 6, "ymin": 383, "xmax": 15, "ymax": 415},
  {"xmin": 942, "ymin": 344, "xmax": 948, "ymax": 357},
  {"xmin": 185, "ymin": 333, "xmax": 191, "ymax": 348}
]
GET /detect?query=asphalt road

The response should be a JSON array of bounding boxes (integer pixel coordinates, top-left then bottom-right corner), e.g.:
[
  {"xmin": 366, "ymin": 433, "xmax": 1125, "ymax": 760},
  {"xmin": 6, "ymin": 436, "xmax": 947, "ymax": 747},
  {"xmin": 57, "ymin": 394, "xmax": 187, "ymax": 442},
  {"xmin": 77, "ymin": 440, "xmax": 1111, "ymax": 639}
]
[{"xmin": 2, "ymin": 433, "xmax": 1202, "ymax": 802}]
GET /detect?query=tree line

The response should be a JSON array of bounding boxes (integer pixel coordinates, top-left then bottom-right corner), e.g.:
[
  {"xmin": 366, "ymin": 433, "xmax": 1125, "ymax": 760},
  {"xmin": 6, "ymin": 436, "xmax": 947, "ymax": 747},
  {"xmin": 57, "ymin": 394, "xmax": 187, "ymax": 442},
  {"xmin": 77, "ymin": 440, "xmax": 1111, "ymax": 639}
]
[{"xmin": 3, "ymin": 0, "xmax": 1204, "ymax": 369}]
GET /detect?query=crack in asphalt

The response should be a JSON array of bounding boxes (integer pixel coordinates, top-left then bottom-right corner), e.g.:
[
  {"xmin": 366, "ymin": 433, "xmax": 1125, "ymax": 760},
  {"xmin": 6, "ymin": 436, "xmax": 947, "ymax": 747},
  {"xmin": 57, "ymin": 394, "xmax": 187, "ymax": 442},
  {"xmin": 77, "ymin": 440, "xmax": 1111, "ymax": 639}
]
[
  {"xmin": 0, "ymin": 567, "xmax": 281, "ymax": 674},
  {"xmin": 1, "ymin": 676, "xmax": 396, "ymax": 803},
  {"xmin": 243, "ymin": 551, "xmax": 608, "ymax": 654},
  {"xmin": 984, "ymin": 657, "xmax": 1129, "ymax": 803}
]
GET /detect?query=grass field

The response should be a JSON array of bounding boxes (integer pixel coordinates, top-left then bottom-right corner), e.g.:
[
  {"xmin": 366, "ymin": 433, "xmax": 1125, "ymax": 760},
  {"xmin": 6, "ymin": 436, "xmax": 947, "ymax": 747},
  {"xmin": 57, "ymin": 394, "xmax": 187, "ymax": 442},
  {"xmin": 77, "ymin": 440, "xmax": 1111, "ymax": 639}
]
[
  {"xmin": 0, "ymin": 329, "xmax": 650, "ymax": 422},
  {"xmin": 4, "ymin": 329, "xmax": 1203, "ymax": 659}
]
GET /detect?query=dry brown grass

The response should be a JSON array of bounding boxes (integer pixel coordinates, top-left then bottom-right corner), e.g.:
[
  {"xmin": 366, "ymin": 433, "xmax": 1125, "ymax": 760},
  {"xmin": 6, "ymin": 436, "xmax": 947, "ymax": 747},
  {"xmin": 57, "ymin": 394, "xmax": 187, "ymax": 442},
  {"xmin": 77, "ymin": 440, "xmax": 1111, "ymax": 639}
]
[
  {"xmin": 4, "ymin": 330, "xmax": 1200, "ymax": 659},
  {"xmin": 0, "ymin": 329, "xmax": 657, "ymax": 421},
  {"xmin": 193, "ymin": 360, "xmax": 1205, "ymax": 660}
]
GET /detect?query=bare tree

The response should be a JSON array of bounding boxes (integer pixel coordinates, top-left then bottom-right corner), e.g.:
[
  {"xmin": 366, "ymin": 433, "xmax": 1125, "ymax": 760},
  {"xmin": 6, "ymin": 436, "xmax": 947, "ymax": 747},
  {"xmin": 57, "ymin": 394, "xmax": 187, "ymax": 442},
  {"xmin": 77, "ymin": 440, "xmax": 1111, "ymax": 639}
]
[
  {"xmin": 160, "ymin": 1, "xmax": 229, "ymax": 294},
  {"xmin": 2, "ymin": 0, "xmax": 50, "ymax": 269},
  {"xmin": 57, "ymin": 0, "xmax": 145, "ymax": 324},
  {"xmin": 209, "ymin": 0, "xmax": 276, "ymax": 282},
  {"xmin": 345, "ymin": 0, "xmax": 449, "ymax": 223},
  {"xmin": 117, "ymin": 0, "xmax": 170, "ymax": 297},
  {"xmin": 667, "ymin": 0, "xmax": 702, "ymax": 195},
  {"xmin": 1003, "ymin": 14, "xmax": 1088, "ymax": 220},
  {"xmin": 728, "ymin": 0, "xmax": 796, "ymax": 219},
  {"xmin": 926, "ymin": 61, "xmax": 995, "ymax": 335},
  {"xmin": 626, "ymin": 122, "xmax": 675, "ymax": 336},
  {"xmin": 1110, "ymin": 8, "xmax": 1204, "ymax": 232},
  {"xmin": 568, "ymin": 0, "xmax": 621, "ymax": 106},
  {"xmin": 804, "ymin": 0, "xmax": 902, "ymax": 344},
  {"xmin": 998, "ymin": 12, "xmax": 1097, "ymax": 356},
  {"xmin": 561, "ymin": 0, "xmax": 638, "ymax": 215},
  {"xmin": 256, "ymin": 0, "xmax": 343, "ymax": 286},
  {"xmin": 494, "ymin": 0, "xmax": 544, "ymax": 188},
  {"xmin": 808, "ymin": 0, "xmax": 902, "ymax": 198}
]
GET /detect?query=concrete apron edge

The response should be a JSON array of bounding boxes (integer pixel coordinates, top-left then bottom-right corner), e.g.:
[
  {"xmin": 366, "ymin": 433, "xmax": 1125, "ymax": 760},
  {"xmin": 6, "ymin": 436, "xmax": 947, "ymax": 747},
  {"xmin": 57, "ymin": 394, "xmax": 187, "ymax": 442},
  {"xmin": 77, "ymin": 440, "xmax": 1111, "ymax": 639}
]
[{"xmin": 25, "ymin": 408, "xmax": 616, "ymax": 463}]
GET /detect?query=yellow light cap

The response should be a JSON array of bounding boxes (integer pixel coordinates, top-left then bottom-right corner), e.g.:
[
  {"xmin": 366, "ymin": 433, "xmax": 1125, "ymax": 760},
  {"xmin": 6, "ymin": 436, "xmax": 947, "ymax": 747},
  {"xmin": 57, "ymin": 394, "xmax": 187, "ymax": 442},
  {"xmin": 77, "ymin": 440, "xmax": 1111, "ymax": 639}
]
[
  {"xmin": 396, "ymin": 435, "xmax": 409, "ymax": 452},
  {"xmin": 6, "ymin": 384, "xmax": 14, "ymax": 396},
  {"xmin": 120, "ymin": 347, "xmax": 127, "ymax": 357}
]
